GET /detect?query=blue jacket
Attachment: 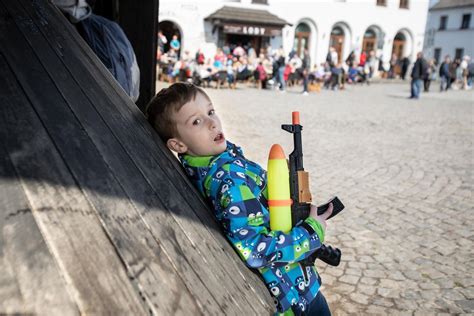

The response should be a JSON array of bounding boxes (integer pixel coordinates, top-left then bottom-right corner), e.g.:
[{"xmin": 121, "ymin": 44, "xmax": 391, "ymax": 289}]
[{"xmin": 180, "ymin": 142, "xmax": 325, "ymax": 314}]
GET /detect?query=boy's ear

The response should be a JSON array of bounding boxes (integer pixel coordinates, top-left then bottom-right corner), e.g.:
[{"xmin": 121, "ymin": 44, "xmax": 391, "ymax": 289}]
[{"xmin": 166, "ymin": 137, "xmax": 188, "ymax": 154}]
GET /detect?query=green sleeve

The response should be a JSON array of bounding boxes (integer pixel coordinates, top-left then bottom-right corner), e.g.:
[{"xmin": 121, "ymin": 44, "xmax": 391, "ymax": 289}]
[{"xmin": 304, "ymin": 217, "xmax": 325, "ymax": 243}]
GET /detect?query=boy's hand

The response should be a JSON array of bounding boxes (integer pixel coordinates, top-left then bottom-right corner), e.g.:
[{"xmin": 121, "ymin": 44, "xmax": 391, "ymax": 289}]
[{"xmin": 309, "ymin": 202, "xmax": 333, "ymax": 230}]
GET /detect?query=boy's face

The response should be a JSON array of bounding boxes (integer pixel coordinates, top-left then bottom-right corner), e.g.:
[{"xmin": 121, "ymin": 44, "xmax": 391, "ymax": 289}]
[{"xmin": 167, "ymin": 92, "xmax": 226, "ymax": 156}]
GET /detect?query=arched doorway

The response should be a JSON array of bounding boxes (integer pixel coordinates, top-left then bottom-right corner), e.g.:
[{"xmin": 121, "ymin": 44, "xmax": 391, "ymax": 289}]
[
  {"xmin": 392, "ymin": 32, "xmax": 406, "ymax": 60},
  {"xmin": 294, "ymin": 23, "xmax": 311, "ymax": 58},
  {"xmin": 362, "ymin": 29, "xmax": 376, "ymax": 54},
  {"xmin": 391, "ymin": 32, "xmax": 406, "ymax": 76},
  {"xmin": 158, "ymin": 20, "xmax": 182, "ymax": 55},
  {"xmin": 330, "ymin": 26, "xmax": 345, "ymax": 63}
]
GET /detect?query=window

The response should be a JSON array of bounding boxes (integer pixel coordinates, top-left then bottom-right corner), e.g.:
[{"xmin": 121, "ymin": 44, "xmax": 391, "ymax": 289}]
[
  {"xmin": 461, "ymin": 14, "xmax": 471, "ymax": 29},
  {"xmin": 400, "ymin": 0, "xmax": 409, "ymax": 9},
  {"xmin": 434, "ymin": 48, "xmax": 441, "ymax": 64},
  {"xmin": 439, "ymin": 16, "xmax": 448, "ymax": 30},
  {"xmin": 376, "ymin": 0, "xmax": 387, "ymax": 6},
  {"xmin": 252, "ymin": 0, "xmax": 267, "ymax": 4},
  {"xmin": 455, "ymin": 48, "xmax": 464, "ymax": 60}
]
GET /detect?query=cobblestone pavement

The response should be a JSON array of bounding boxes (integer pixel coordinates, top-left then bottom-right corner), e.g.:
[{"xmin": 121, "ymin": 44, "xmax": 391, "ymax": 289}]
[{"xmin": 157, "ymin": 81, "xmax": 474, "ymax": 315}]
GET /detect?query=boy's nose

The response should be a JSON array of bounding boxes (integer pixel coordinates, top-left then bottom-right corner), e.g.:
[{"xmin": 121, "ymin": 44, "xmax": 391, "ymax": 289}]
[{"xmin": 209, "ymin": 118, "xmax": 217, "ymax": 129}]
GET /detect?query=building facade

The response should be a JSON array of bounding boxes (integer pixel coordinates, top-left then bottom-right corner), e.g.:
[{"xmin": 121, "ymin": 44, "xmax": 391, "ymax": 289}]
[
  {"xmin": 159, "ymin": 0, "xmax": 429, "ymax": 70},
  {"xmin": 424, "ymin": 0, "xmax": 474, "ymax": 63}
]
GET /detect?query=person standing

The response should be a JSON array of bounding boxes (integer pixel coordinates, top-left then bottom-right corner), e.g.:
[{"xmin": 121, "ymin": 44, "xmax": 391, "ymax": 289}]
[
  {"xmin": 401, "ymin": 56, "xmax": 410, "ymax": 80},
  {"xmin": 327, "ymin": 46, "xmax": 338, "ymax": 67},
  {"xmin": 388, "ymin": 53, "xmax": 398, "ymax": 79},
  {"xmin": 460, "ymin": 55, "xmax": 471, "ymax": 90},
  {"xmin": 170, "ymin": 35, "xmax": 181, "ymax": 57},
  {"xmin": 439, "ymin": 55, "xmax": 451, "ymax": 91},
  {"xmin": 410, "ymin": 52, "xmax": 427, "ymax": 99},
  {"xmin": 367, "ymin": 50, "xmax": 377, "ymax": 84},
  {"xmin": 423, "ymin": 59, "xmax": 436, "ymax": 92},
  {"xmin": 468, "ymin": 60, "xmax": 474, "ymax": 89},
  {"xmin": 448, "ymin": 59, "xmax": 459, "ymax": 89},
  {"xmin": 302, "ymin": 48, "xmax": 311, "ymax": 95},
  {"xmin": 359, "ymin": 50, "xmax": 367, "ymax": 68},
  {"xmin": 157, "ymin": 31, "xmax": 167, "ymax": 55},
  {"xmin": 275, "ymin": 47, "xmax": 286, "ymax": 91},
  {"xmin": 345, "ymin": 50, "xmax": 355, "ymax": 68}
]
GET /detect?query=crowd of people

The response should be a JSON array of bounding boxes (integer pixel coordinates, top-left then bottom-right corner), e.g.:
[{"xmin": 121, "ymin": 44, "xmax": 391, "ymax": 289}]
[
  {"xmin": 156, "ymin": 31, "xmax": 474, "ymax": 95},
  {"xmin": 437, "ymin": 54, "xmax": 473, "ymax": 91},
  {"xmin": 408, "ymin": 52, "xmax": 473, "ymax": 99}
]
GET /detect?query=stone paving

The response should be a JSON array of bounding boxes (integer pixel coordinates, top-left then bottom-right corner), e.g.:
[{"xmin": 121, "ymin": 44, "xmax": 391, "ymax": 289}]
[{"xmin": 157, "ymin": 81, "xmax": 474, "ymax": 315}]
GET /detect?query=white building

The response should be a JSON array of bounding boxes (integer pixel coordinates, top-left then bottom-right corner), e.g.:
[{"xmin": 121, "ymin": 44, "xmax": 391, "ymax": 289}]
[
  {"xmin": 159, "ymin": 0, "xmax": 429, "ymax": 71},
  {"xmin": 424, "ymin": 0, "xmax": 474, "ymax": 63}
]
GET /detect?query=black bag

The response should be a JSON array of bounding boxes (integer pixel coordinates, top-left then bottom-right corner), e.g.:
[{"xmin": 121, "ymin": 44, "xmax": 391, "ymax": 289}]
[{"xmin": 78, "ymin": 14, "xmax": 140, "ymax": 101}]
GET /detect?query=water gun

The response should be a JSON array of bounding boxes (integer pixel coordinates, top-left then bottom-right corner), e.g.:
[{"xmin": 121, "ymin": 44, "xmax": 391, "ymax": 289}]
[{"xmin": 267, "ymin": 111, "xmax": 344, "ymax": 266}]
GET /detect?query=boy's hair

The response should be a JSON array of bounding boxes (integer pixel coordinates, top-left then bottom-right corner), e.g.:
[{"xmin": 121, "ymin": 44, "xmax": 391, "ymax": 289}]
[{"xmin": 146, "ymin": 82, "xmax": 209, "ymax": 142}]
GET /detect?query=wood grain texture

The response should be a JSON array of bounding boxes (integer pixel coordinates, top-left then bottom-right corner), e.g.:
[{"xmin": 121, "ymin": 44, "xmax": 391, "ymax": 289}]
[
  {"xmin": 23, "ymin": 2, "xmax": 275, "ymax": 313},
  {"xmin": 1, "ymin": 1, "xmax": 208, "ymax": 314},
  {"xmin": 0, "ymin": 49, "xmax": 149, "ymax": 315},
  {"xmin": 17, "ymin": 1, "xmax": 273, "ymax": 314},
  {"xmin": 0, "ymin": 0, "xmax": 275, "ymax": 314},
  {"xmin": 0, "ymin": 140, "xmax": 79, "ymax": 315}
]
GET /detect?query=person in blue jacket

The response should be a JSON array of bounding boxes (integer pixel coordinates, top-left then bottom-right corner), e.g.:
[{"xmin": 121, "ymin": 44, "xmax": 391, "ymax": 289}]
[{"xmin": 146, "ymin": 82, "xmax": 334, "ymax": 315}]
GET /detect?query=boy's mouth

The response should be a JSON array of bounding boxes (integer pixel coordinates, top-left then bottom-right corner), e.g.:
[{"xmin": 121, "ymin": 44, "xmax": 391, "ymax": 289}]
[{"xmin": 214, "ymin": 132, "xmax": 225, "ymax": 143}]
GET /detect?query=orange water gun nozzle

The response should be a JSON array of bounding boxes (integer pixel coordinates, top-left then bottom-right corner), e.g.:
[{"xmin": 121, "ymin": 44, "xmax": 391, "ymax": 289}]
[{"xmin": 292, "ymin": 111, "xmax": 300, "ymax": 125}]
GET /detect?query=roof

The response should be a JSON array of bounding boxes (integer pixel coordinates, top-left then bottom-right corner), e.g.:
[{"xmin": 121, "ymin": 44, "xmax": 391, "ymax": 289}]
[
  {"xmin": 430, "ymin": 0, "xmax": 474, "ymax": 10},
  {"xmin": 204, "ymin": 6, "xmax": 290, "ymax": 26}
]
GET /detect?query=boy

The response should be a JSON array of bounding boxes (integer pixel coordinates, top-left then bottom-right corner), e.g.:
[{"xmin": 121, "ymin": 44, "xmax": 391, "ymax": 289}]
[{"xmin": 147, "ymin": 83, "xmax": 334, "ymax": 315}]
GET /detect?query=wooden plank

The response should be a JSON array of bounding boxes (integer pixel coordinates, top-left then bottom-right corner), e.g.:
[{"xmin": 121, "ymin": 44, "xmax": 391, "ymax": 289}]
[
  {"xmin": 9, "ymin": 1, "xmax": 242, "ymax": 314},
  {"xmin": 25, "ymin": 0, "xmax": 274, "ymax": 313},
  {"xmin": 0, "ymin": 50, "xmax": 149, "ymax": 315},
  {"xmin": 0, "ymin": 133, "xmax": 78, "ymax": 315},
  {"xmin": 65, "ymin": 15, "xmax": 275, "ymax": 316},
  {"xmin": 18, "ymin": 0, "xmax": 274, "ymax": 314},
  {"xmin": 1, "ymin": 1, "xmax": 211, "ymax": 314},
  {"xmin": 0, "ymin": 144, "xmax": 25, "ymax": 312},
  {"xmin": 0, "ymin": 4, "xmax": 194, "ymax": 311},
  {"xmin": 0, "ymin": 164, "xmax": 76, "ymax": 316},
  {"xmin": 75, "ymin": 35, "xmax": 274, "ymax": 314}
]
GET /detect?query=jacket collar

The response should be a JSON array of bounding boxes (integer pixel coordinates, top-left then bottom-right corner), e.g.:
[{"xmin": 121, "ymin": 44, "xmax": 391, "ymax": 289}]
[{"xmin": 179, "ymin": 141, "xmax": 243, "ymax": 169}]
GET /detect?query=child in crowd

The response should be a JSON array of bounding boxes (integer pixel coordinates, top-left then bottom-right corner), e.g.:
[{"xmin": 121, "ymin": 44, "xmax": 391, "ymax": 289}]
[{"xmin": 146, "ymin": 83, "xmax": 334, "ymax": 315}]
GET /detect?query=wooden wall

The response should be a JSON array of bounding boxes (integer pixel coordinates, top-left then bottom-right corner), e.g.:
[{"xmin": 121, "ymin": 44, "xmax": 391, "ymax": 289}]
[{"xmin": 0, "ymin": 0, "xmax": 273, "ymax": 314}]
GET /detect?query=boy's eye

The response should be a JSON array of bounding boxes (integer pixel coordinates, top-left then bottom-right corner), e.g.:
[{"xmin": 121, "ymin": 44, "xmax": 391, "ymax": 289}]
[
  {"xmin": 208, "ymin": 109, "xmax": 215, "ymax": 116},
  {"xmin": 192, "ymin": 118, "xmax": 201, "ymax": 125}
]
